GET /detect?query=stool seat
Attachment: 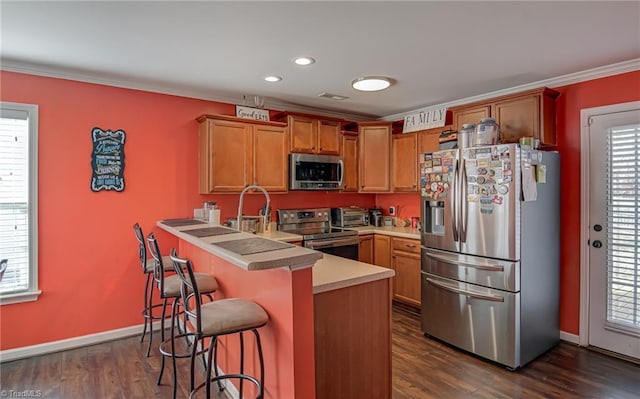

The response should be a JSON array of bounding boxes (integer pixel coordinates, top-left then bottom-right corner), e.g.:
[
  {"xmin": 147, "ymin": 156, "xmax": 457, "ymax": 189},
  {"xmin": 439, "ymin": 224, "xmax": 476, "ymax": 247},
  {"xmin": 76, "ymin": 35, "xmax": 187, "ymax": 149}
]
[
  {"xmin": 200, "ymin": 298, "xmax": 268, "ymax": 335},
  {"xmin": 163, "ymin": 273, "xmax": 219, "ymax": 297},
  {"xmin": 145, "ymin": 256, "xmax": 174, "ymax": 273}
]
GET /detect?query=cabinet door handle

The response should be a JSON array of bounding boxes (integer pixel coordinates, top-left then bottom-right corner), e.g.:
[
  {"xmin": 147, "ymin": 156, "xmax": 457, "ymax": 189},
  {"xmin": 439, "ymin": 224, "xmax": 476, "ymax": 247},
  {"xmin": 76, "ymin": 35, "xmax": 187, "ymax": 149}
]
[
  {"xmin": 405, "ymin": 244, "xmax": 416, "ymax": 249},
  {"xmin": 319, "ymin": 147, "xmax": 323, "ymax": 151}
]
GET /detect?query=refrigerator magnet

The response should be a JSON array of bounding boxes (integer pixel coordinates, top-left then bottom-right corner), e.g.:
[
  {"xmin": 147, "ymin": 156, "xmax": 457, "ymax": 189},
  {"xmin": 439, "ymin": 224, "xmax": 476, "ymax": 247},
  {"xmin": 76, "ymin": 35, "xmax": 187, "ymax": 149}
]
[
  {"xmin": 497, "ymin": 185, "xmax": 509, "ymax": 195},
  {"xmin": 480, "ymin": 207, "xmax": 494, "ymax": 215}
]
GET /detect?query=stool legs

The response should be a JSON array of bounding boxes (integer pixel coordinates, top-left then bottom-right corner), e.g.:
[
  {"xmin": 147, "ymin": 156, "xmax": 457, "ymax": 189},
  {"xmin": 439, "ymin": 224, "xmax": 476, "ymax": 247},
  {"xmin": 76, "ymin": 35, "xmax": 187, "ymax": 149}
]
[{"xmin": 140, "ymin": 273, "xmax": 151, "ymax": 343}]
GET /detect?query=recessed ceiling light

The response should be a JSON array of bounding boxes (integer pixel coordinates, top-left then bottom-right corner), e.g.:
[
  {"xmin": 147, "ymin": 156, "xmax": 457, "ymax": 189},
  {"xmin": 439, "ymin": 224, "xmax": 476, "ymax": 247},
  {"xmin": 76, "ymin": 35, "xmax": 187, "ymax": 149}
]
[
  {"xmin": 351, "ymin": 76, "xmax": 392, "ymax": 92},
  {"xmin": 264, "ymin": 75, "xmax": 282, "ymax": 83},
  {"xmin": 293, "ymin": 56, "xmax": 315, "ymax": 66}
]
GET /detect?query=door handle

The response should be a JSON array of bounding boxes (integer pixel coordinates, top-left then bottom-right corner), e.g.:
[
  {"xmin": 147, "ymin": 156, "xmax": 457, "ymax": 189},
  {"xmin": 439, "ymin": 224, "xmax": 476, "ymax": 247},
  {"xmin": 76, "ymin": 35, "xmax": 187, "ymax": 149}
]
[{"xmin": 592, "ymin": 240, "xmax": 602, "ymax": 248}]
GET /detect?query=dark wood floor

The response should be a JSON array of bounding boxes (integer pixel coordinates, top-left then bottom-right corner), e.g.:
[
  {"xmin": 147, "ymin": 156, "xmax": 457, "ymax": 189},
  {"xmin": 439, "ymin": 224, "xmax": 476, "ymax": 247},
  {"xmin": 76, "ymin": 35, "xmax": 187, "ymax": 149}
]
[{"xmin": 2, "ymin": 307, "xmax": 639, "ymax": 398}]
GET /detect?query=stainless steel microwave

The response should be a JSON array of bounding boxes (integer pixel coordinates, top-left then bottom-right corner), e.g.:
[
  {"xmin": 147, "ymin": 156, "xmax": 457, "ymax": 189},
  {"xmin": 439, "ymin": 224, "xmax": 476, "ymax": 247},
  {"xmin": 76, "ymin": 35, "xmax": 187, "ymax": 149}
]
[{"xmin": 289, "ymin": 153, "xmax": 344, "ymax": 190}]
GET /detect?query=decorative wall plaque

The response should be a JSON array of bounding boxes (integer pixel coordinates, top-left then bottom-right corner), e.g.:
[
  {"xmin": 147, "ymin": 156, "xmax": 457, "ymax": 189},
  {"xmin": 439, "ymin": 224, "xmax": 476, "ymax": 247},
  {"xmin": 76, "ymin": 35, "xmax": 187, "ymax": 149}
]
[{"xmin": 90, "ymin": 127, "xmax": 125, "ymax": 192}]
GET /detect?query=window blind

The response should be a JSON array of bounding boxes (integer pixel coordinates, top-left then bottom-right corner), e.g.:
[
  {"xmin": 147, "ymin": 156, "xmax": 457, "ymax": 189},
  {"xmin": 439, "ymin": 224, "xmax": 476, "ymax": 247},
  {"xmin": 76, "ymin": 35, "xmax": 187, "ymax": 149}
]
[
  {"xmin": 606, "ymin": 123, "xmax": 640, "ymax": 333},
  {"xmin": 0, "ymin": 111, "xmax": 30, "ymax": 294}
]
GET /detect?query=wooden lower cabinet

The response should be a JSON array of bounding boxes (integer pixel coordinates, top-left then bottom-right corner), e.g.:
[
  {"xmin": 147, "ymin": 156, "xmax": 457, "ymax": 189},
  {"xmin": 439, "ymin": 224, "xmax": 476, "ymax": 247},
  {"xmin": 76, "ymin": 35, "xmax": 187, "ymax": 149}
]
[
  {"xmin": 391, "ymin": 237, "xmax": 421, "ymax": 308},
  {"xmin": 373, "ymin": 235, "xmax": 391, "ymax": 268},
  {"xmin": 314, "ymin": 278, "xmax": 392, "ymax": 399},
  {"xmin": 358, "ymin": 234, "xmax": 373, "ymax": 263}
]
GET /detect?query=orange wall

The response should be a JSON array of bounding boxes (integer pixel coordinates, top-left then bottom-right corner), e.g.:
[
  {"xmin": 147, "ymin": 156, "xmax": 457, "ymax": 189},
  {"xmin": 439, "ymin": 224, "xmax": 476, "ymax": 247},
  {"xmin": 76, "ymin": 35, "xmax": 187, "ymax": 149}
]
[
  {"xmin": 0, "ymin": 71, "xmax": 374, "ymax": 350},
  {"xmin": 2, "ymin": 69, "xmax": 639, "ymax": 349},
  {"xmin": 380, "ymin": 70, "xmax": 640, "ymax": 335},
  {"xmin": 553, "ymin": 70, "xmax": 640, "ymax": 334}
]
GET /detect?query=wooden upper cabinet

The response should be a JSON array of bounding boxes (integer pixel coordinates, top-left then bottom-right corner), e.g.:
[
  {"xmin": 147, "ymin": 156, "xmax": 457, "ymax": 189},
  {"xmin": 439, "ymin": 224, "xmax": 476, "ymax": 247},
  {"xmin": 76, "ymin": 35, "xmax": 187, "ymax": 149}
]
[
  {"xmin": 341, "ymin": 134, "xmax": 358, "ymax": 192},
  {"xmin": 392, "ymin": 133, "xmax": 418, "ymax": 192},
  {"xmin": 492, "ymin": 87, "xmax": 559, "ymax": 146},
  {"xmin": 452, "ymin": 106, "xmax": 491, "ymax": 131},
  {"xmin": 252, "ymin": 124, "xmax": 288, "ymax": 191},
  {"xmin": 282, "ymin": 114, "xmax": 341, "ymax": 155},
  {"xmin": 450, "ymin": 87, "xmax": 559, "ymax": 147},
  {"xmin": 317, "ymin": 120, "xmax": 341, "ymax": 155},
  {"xmin": 288, "ymin": 115, "xmax": 316, "ymax": 153},
  {"xmin": 358, "ymin": 122, "xmax": 392, "ymax": 193},
  {"xmin": 418, "ymin": 126, "xmax": 448, "ymax": 154},
  {"xmin": 197, "ymin": 115, "xmax": 288, "ymax": 193}
]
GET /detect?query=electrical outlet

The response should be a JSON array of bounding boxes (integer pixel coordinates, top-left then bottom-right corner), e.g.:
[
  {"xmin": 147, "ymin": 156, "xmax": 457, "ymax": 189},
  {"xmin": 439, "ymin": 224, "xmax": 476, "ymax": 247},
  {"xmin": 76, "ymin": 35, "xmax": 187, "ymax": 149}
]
[{"xmin": 389, "ymin": 206, "xmax": 396, "ymax": 216}]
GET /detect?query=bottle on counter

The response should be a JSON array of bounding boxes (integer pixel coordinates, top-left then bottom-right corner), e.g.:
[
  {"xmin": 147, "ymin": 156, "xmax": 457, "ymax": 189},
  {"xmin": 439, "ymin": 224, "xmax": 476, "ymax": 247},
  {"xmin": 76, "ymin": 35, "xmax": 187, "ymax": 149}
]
[{"xmin": 204, "ymin": 201, "xmax": 221, "ymax": 226}]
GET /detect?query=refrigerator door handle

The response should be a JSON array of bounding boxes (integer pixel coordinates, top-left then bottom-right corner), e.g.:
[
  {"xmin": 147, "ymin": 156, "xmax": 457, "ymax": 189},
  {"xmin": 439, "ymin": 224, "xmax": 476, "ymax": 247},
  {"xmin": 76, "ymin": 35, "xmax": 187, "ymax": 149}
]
[
  {"xmin": 424, "ymin": 251, "xmax": 505, "ymax": 272},
  {"xmin": 461, "ymin": 158, "xmax": 468, "ymax": 243},
  {"xmin": 451, "ymin": 159, "xmax": 459, "ymax": 241},
  {"xmin": 426, "ymin": 277, "xmax": 505, "ymax": 302}
]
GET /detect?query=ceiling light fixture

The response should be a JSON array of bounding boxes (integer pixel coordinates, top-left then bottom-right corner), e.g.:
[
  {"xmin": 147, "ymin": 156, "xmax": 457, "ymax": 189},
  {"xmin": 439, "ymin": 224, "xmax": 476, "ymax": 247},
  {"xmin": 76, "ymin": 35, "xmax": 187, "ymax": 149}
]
[
  {"xmin": 351, "ymin": 76, "xmax": 392, "ymax": 92},
  {"xmin": 293, "ymin": 56, "xmax": 315, "ymax": 66},
  {"xmin": 264, "ymin": 75, "xmax": 282, "ymax": 83}
]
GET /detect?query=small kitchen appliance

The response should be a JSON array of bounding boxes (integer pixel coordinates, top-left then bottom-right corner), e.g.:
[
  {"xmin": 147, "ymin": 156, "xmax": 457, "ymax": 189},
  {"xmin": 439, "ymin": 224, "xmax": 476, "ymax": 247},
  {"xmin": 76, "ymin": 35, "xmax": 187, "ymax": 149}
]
[
  {"xmin": 369, "ymin": 208, "xmax": 383, "ymax": 227},
  {"xmin": 331, "ymin": 206, "xmax": 369, "ymax": 227}
]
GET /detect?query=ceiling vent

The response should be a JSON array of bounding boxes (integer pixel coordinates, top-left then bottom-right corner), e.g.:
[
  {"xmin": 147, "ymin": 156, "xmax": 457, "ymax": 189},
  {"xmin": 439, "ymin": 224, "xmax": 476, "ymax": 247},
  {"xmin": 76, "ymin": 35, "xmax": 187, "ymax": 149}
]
[{"xmin": 318, "ymin": 92, "xmax": 349, "ymax": 101}]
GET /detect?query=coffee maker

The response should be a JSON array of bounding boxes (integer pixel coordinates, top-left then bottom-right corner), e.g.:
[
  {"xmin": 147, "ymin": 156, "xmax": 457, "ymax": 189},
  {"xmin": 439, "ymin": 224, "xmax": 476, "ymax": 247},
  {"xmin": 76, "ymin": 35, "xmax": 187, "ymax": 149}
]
[{"xmin": 369, "ymin": 207, "xmax": 383, "ymax": 227}]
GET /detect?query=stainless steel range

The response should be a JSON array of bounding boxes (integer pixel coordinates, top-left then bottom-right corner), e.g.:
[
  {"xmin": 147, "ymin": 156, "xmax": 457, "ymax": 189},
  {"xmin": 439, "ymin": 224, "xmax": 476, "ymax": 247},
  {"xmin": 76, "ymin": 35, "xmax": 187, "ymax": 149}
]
[{"xmin": 277, "ymin": 208, "xmax": 359, "ymax": 260}]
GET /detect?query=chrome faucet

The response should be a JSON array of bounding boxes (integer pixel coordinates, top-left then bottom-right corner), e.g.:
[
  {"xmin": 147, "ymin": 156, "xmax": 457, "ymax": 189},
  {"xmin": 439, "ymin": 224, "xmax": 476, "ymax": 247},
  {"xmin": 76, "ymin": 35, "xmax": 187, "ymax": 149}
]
[{"xmin": 237, "ymin": 185, "xmax": 271, "ymax": 233}]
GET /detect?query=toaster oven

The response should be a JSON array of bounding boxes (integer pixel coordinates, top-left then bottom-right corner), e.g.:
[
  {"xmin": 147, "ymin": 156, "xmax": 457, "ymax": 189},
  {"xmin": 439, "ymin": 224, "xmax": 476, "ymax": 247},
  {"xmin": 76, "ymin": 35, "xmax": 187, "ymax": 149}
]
[{"xmin": 331, "ymin": 207, "xmax": 369, "ymax": 227}]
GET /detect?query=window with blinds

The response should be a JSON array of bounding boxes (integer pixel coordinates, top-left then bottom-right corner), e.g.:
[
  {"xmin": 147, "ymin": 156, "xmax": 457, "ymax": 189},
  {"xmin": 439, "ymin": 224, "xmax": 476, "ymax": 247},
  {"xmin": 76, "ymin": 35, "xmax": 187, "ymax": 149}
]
[
  {"xmin": 606, "ymin": 123, "xmax": 640, "ymax": 334},
  {"xmin": 0, "ymin": 102, "xmax": 39, "ymax": 304}
]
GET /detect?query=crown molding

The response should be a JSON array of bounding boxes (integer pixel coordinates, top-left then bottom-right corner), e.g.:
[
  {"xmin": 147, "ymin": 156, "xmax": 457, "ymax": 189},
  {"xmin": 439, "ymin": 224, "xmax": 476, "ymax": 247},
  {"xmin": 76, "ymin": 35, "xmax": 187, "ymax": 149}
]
[
  {"xmin": 380, "ymin": 58, "xmax": 640, "ymax": 122},
  {"xmin": 3, "ymin": 58, "xmax": 637, "ymax": 123},
  {"xmin": 0, "ymin": 59, "xmax": 373, "ymax": 122}
]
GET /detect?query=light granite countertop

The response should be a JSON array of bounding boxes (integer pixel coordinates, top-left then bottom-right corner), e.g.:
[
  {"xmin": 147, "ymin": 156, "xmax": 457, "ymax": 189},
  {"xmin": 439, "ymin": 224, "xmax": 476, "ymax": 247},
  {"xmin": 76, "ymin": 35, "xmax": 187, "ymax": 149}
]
[
  {"xmin": 312, "ymin": 254, "xmax": 395, "ymax": 294},
  {"xmin": 157, "ymin": 219, "xmax": 398, "ymax": 293},
  {"xmin": 157, "ymin": 221, "xmax": 322, "ymax": 271}
]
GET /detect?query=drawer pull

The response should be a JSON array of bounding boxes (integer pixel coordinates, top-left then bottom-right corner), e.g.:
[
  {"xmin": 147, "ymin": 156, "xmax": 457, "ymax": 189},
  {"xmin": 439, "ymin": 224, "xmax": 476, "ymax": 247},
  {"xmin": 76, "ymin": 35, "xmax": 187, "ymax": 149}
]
[
  {"xmin": 425, "ymin": 251, "xmax": 504, "ymax": 272},
  {"xmin": 426, "ymin": 277, "xmax": 504, "ymax": 302}
]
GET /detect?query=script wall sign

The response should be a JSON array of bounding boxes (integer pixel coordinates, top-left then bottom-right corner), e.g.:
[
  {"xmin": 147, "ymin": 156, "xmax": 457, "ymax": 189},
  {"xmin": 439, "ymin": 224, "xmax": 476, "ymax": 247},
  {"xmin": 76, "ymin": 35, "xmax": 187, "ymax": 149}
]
[{"xmin": 90, "ymin": 127, "xmax": 125, "ymax": 192}]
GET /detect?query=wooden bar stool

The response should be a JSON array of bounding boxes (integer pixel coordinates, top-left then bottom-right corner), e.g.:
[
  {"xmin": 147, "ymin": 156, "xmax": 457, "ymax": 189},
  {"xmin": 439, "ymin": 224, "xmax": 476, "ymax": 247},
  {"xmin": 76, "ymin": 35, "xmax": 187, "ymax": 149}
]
[
  {"xmin": 169, "ymin": 248, "xmax": 269, "ymax": 399},
  {"xmin": 147, "ymin": 233, "xmax": 219, "ymax": 399},
  {"xmin": 133, "ymin": 223, "xmax": 176, "ymax": 357}
]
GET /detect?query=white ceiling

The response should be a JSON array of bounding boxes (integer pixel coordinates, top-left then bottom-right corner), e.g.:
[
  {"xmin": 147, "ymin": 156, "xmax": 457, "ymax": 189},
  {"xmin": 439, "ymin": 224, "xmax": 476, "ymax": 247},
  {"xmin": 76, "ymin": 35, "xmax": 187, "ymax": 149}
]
[{"xmin": 1, "ymin": 1, "xmax": 639, "ymax": 120}]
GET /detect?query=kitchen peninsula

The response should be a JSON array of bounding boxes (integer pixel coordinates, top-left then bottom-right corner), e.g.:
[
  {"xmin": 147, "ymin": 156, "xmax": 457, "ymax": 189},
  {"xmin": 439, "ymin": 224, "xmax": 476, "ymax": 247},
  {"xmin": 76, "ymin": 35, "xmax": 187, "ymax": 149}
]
[{"xmin": 157, "ymin": 219, "xmax": 395, "ymax": 399}]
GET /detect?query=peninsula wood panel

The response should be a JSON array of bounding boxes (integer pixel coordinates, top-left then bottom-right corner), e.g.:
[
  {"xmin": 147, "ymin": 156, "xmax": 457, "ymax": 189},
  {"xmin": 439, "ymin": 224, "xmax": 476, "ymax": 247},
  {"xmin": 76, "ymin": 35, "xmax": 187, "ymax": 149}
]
[{"xmin": 314, "ymin": 278, "xmax": 392, "ymax": 399}]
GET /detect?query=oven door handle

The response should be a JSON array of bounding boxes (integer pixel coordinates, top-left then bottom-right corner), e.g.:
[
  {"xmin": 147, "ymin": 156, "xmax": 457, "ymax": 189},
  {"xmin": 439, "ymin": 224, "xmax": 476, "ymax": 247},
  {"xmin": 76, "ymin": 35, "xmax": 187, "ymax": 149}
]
[{"xmin": 305, "ymin": 237, "xmax": 359, "ymax": 249}]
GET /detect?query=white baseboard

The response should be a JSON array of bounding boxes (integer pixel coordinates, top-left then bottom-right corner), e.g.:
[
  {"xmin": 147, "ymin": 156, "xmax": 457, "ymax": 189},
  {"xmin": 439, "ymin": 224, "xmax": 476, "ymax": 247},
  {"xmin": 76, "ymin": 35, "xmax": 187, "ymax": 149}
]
[
  {"xmin": 560, "ymin": 330, "xmax": 580, "ymax": 345},
  {"xmin": 0, "ymin": 321, "xmax": 163, "ymax": 363}
]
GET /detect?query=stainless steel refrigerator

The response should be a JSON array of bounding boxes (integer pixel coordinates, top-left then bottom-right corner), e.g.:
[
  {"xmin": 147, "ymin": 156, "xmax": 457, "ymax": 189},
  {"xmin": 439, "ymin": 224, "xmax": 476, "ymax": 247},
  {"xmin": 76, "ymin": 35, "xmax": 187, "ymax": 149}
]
[{"xmin": 419, "ymin": 143, "xmax": 560, "ymax": 369}]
